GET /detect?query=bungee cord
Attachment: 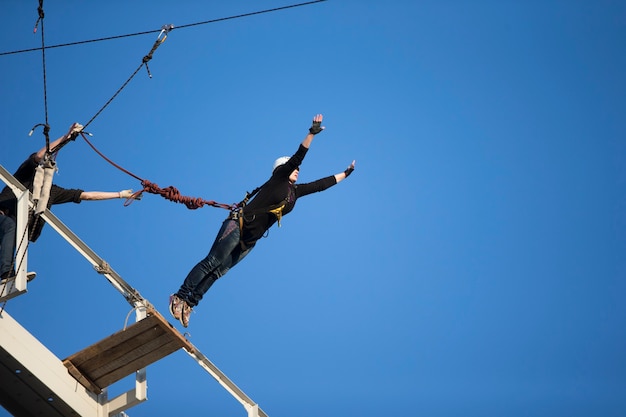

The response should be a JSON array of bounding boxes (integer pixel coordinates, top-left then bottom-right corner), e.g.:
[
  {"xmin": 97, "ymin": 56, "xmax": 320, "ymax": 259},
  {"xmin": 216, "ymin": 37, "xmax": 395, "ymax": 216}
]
[{"xmin": 79, "ymin": 132, "xmax": 236, "ymax": 211}]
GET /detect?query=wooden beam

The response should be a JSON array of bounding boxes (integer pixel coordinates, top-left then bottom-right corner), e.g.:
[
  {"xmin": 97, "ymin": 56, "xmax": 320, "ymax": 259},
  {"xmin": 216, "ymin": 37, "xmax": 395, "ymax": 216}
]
[{"xmin": 63, "ymin": 310, "xmax": 192, "ymax": 394}]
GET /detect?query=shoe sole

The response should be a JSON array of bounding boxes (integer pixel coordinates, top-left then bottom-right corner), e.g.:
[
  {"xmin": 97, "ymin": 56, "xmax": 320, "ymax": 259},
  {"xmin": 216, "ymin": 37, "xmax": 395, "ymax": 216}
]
[
  {"xmin": 169, "ymin": 295, "xmax": 182, "ymax": 320},
  {"xmin": 1, "ymin": 272, "xmax": 37, "ymax": 284},
  {"xmin": 180, "ymin": 305, "xmax": 192, "ymax": 328}
]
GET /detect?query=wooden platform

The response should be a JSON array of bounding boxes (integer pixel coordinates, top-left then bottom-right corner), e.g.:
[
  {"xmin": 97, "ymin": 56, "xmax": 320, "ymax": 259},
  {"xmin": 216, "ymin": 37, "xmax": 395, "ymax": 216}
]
[{"xmin": 62, "ymin": 309, "xmax": 194, "ymax": 394}]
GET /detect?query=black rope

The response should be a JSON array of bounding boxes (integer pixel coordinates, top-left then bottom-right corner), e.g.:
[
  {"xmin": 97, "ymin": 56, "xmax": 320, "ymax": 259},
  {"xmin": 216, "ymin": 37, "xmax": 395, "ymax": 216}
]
[
  {"xmin": 33, "ymin": 0, "xmax": 52, "ymax": 154},
  {"xmin": 0, "ymin": 0, "xmax": 328, "ymax": 56},
  {"xmin": 175, "ymin": 0, "xmax": 327, "ymax": 30},
  {"xmin": 83, "ymin": 58, "xmax": 145, "ymax": 129},
  {"xmin": 82, "ymin": 24, "xmax": 173, "ymax": 129}
]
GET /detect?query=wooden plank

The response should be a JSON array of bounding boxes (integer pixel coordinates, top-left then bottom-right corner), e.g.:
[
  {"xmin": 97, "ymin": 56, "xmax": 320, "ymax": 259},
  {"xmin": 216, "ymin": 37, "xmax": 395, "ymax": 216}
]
[
  {"xmin": 62, "ymin": 310, "xmax": 194, "ymax": 394},
  {"xmin": 63, "ymin": 359, "xmax": 102, "ymax": 395},
  {"xmin": 150, "ymin": 309, "xmax": 195, "ymax": 353},
  {"xmin": 88, "ymin": 330, "xmax": 174, "ymax": 381},
  {"xmin": 93, "ymin": 339, "xmax": 183, "ymax": 388},
  {"xmin": 63, "ymin": 315, "xmax": 166, "ymax": 368},
  {"xmin": 75, "ymin": 325, "xmax": 167, "ymax": 374}
]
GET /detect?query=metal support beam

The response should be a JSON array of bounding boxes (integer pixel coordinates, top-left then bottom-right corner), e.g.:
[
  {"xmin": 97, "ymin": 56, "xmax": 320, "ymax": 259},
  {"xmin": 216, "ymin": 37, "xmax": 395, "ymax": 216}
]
[
  {"xmin": 183, "ymin": 346, "xmax": 269, "ymax": 417},
  {"xmin": 0, "ymin": 166, "xmax": 31, "ymax": 302},
  {"xmin": 0, "ymin": 310, "xmax": 101, "ymax": 417}
]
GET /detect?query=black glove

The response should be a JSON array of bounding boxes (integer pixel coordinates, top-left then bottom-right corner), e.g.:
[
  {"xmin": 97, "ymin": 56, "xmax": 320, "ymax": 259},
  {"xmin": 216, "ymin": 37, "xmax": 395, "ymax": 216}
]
[
  {"xmin": 309, "ymin": 120, "xmax": 323, "ymax": 135},
  {"xmin": 344, "ymin": 160, "xmax": 355, "ymax": 178}
]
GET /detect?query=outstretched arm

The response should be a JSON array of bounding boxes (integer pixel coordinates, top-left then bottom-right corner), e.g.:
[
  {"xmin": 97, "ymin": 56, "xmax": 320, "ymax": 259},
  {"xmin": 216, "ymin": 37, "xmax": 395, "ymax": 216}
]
[
  {"xmin": 301, "ymin": 114, "xmax": 324, "ymax": 149},
  {"xmin": 334, "ymin": 160, "xmax": 356, "ymax": 184},
  {"xmin": 35, "ymin": 122, "xmax": 84, "ymax": 162},
  {"xmin": 80, "ymin": 189, "xmax": 140, "ymax": 201}
]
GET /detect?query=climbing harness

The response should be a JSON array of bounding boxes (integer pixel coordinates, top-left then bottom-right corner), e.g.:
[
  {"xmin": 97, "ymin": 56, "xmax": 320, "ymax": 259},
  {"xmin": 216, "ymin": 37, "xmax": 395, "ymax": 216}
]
[
  {"xmin": 231, "ymin": 201, "xmax": 287, "ymax": 227},
  {"xmin": 268, "ymin": 204, "xmax": 286, "ymax": 227}
]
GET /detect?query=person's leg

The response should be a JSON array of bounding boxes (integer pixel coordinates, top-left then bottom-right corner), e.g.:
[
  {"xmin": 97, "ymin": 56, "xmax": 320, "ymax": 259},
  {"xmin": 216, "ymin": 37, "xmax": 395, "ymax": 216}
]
[
  {"xmin": 206, "ymin": 243, "xmax": 253, "ymax": 286},
  {"xmin": 0, "ymin": 215, "xmax": 16, "ymax": 278},
  {"xmin": 189, "ymin": 241, "xmax": 254, "ymax": 306},
  {"xmin": 176, "ymin": 219, "xmax": 242, "ymax": 307},
  {"xmin": 177, "ymin": 243, "xmax": 253, "ymax": 328}
]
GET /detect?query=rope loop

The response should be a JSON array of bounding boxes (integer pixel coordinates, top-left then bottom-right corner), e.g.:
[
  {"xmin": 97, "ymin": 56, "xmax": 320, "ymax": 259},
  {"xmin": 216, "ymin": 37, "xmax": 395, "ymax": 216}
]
[
  {"xmin": 28, "ymin": 123, "xmax": 52, "ymax": 155},
  {"xmin": 33, "ymin": 0, "xmax": 44, "ymax": 32}
]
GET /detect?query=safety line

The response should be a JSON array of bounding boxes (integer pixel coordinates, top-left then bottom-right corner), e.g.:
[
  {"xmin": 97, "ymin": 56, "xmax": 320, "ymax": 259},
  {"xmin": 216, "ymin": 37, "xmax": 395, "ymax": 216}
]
[
  {"xmin": 33, "ymin": 0, "xmax": 52, "ymax": 153},
  {"xmin": 0, "ymin": 0, "xmax": 328, "ymax": 57},
  {"xmin": 81, "ymin": 24, "xmax": 173, "ymax": 130}
]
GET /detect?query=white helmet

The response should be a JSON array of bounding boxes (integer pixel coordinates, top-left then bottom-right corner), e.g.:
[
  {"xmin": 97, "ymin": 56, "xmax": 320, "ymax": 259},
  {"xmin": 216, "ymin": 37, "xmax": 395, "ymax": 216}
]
[{"xmin": 272, "ymin": 156, "xmax": 290, "ymax": 172}]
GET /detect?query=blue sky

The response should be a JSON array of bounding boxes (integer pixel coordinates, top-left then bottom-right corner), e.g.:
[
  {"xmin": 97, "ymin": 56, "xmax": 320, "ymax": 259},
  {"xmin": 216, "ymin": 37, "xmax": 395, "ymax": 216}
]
[{"xmin": 1, "ymin": 1, "xmax": 625, "ymax": 416}]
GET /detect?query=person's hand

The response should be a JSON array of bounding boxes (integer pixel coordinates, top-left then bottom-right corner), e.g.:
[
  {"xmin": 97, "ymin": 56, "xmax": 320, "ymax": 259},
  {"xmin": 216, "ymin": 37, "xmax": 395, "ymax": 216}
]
[
  {"xmin": 119, "ymin": 189, "xmax": 142, "ymax": 200},
  {"xmin": 344, "ymin": 160, "xmax": 356, "ymax": 177},
  {"xmin": 67, "ymin": 123, "xmax": 84, "ymax": 141},
  {"xmin": 309, "ymin": 114, "xmax": 325, "ymax": 135}
]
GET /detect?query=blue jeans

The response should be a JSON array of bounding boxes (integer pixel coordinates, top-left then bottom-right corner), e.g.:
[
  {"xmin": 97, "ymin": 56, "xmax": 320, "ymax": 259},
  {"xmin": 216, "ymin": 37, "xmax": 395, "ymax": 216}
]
[
  {"xmin": 176, "ymin": 219, "xmax": 252, "ymax": 307},
  {"xmin": 0, "ymin": 214, "xmax": 16, "ymax": 277}
]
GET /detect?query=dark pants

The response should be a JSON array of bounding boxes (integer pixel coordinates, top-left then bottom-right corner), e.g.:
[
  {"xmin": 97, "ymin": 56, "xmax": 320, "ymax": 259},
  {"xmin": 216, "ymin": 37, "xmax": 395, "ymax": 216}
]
[
  {"xmin": 0, "ymin": 214, "xmax": 16, "ymax": 277},
  {"xmin": 176, "ymin": 219, "xmax": 252, "ymax": 307}
]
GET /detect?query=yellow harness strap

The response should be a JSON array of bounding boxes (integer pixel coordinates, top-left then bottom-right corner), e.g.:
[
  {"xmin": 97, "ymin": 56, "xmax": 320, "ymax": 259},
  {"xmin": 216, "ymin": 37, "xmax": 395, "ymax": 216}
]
[{"xmin": 268, "ymin": 204, "xmax": 286, "ymax": 227}]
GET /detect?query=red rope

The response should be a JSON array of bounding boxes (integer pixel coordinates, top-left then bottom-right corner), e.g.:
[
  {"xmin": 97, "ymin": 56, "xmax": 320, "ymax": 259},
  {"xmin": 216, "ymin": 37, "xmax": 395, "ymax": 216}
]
[
  {"xmin": 139, "ymin": 179, "xmax": 233, "ymax": 210},
  {"xmin": 80, "ymin": 132, "xmax": 235, "ymax": 210}
]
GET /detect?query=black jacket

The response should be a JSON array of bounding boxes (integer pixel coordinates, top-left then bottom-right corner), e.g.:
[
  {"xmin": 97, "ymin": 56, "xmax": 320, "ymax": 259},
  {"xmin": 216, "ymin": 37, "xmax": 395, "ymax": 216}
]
[{"xmin": 240, "ymin": 144, "xmax": 336, "ymax": 248}]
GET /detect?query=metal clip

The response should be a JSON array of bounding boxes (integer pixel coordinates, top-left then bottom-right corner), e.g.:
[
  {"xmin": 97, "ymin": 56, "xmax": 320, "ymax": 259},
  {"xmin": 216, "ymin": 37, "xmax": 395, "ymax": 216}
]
[{"xmin": 158, "ymin": 24, "xmax": 175, "ymax": 43}]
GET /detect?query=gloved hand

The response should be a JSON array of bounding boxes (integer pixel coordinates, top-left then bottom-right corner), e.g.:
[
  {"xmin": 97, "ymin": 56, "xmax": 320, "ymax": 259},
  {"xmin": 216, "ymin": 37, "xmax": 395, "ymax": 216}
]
[
  {"xmin": 344, "ymin": 160, "xmax": 356, "ymax": 177},
  {"xmin": 309, "ymin": 115, "xmax": 325, "ymax": 135},
  {"xmin": 119, "ymin": 189, "xmax": 142, "ymax": 200},
  {"xmin": 67, "ymin": 123, "xmax": 84, "ymax": 141}
]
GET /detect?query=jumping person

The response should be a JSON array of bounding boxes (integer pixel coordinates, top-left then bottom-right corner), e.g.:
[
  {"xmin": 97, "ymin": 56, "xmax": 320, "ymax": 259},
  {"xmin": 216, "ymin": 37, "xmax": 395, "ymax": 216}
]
[
  {"xmin": 0, "ymin": 122, "xmax": 139, "ymax": 280},
  {"xmin": 169, "ymin": 114, "xmax": 355, "ymax": 327}
]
